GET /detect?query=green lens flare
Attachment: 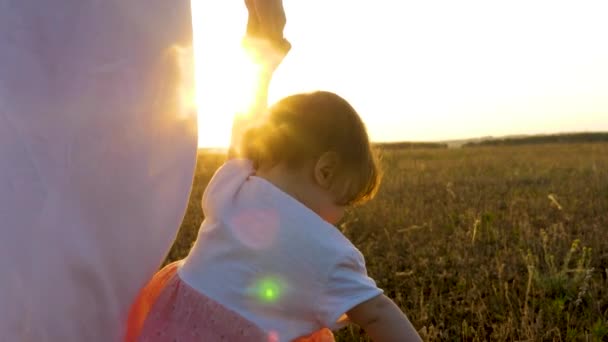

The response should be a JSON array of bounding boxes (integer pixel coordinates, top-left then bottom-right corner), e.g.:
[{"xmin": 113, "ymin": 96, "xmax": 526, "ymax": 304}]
[
  {"xmin": 264, "ymin": 288, "xmax": 275, "ymax": 299},
  {"xmin": 256, "ymin": 277, "xmax": 282, "ymax": 303}
]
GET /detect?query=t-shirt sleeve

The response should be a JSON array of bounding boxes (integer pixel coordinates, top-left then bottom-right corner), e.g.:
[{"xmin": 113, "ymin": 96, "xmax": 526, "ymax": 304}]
[
  {"xmin": 317, "ymin": 248, "xmax": 384, "ymax": 330},
  {"xmin": 201, "ymin": 159, "xmax": 253, "ymax": 218}
]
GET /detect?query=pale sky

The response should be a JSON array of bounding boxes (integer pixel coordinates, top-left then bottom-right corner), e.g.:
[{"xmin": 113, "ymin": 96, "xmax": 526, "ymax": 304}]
[{"xmin": 192, "ymin": 0, "xmax": 608, "ymax": 148}]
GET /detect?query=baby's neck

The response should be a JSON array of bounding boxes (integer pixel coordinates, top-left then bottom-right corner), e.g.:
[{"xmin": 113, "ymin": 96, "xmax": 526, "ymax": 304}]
[{"xmin": 255, "ymin": 164, "xmax": 314, "ymax": 209}]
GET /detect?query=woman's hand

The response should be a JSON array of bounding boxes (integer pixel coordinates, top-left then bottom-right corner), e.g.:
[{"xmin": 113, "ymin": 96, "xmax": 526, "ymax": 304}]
[
  {"xmin": 244, "ymin": 0, "xmax": 291, "ymax": 55},
  {"xmin": 243, "ymin": 0, "xmax": 290, "ymax": 81},
  {"xmin": 245, "ymin": 0, "xmax": 287, "ymax": 42}
]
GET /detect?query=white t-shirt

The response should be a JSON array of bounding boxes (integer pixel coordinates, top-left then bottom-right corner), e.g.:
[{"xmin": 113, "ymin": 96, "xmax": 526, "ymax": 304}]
[{"xmin": 179, "ymin": 159, "xmax": 383, "ymax": 341}]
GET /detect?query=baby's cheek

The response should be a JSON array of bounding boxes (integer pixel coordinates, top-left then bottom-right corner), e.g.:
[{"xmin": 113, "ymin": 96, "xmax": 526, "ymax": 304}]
[
  {"xmin": 334, "ymin": 207, "xmax": 346, "ymax": 223},
  {"xmin": 323, "ymin": 206, "xmax": 345, "ymax": 225}
]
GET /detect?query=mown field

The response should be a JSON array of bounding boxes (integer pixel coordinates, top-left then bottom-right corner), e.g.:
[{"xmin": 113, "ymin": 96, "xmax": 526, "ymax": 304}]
[{"xmin": 164, "ymin": 143, "xmax": 608, "ymax": 341}]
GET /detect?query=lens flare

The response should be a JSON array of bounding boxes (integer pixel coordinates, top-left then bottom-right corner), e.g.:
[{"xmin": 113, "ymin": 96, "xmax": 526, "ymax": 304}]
[
  {"xmin": 252, "ymin": 276, "xmax": 285, "ymax": 304},
  {"xmin": 191, "ymin": 0, "xmax": 263, "ymax": 149},
  {"xmin": 268, "ymin": 330, "xmax": 280, "ymax": 342},
  {"xmin": 230, "ymin": 208, "xmax": 279, "ymax": 250},
  {"xmin": 257, "ymin": 277, "xmax": 281, "ymax": 303}
]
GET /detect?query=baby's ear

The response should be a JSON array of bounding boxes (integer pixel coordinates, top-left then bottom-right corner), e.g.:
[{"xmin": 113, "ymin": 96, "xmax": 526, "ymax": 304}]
[{"xmin": 314, "ymin": 152, "xmax": 339, "ymax": 189}]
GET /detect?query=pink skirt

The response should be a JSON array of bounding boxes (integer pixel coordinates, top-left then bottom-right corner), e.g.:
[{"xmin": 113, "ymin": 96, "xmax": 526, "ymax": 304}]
[{"xmin": 125, "ymin": 262, "xmax": 335, "ymax": 342}]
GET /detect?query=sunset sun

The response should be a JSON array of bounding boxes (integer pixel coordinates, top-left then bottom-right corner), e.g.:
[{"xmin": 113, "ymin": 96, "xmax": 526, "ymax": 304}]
[
  {"xmin": 192, "ymin": 0, "xmax": 608, "ymax": 149},
  {"xmin": 192, "ymin": 1, "xmax": 263, "ymax": 149}
]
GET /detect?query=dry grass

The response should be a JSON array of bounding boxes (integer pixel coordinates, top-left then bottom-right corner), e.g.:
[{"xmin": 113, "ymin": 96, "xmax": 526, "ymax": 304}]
[{"xmin": 165, "ymin": 143, "xmax": 608, "ymax": 341}]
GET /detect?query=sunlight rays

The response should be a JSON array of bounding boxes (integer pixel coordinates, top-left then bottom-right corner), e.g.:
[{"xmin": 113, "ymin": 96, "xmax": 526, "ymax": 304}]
[
  {"xmin": 191, "ymin": 0, "xmax": 608, "ymax": 147},
  {"xmin": 192, "ymin": 0, "xmax": 260, "ymax": 148}
]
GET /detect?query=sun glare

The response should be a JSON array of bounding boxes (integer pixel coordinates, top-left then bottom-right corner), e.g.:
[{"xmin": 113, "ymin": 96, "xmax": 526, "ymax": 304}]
[
  {"xmin": 192, "ymin": 1, "xmax": 261, "ymax": 149},
  {"xmin": 192, "ymin": 0, "xmax": 608, "ymax": 147}
]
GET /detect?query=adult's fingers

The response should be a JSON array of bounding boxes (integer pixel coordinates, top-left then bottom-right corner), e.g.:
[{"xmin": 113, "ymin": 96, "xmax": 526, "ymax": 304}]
[
  {"xmin": 245, "ymin": 0, "xmax": 286, "ymax": 42},
  {"xmin": 245, "ymin": 0, "xmax": 260, "ymax": 36}
]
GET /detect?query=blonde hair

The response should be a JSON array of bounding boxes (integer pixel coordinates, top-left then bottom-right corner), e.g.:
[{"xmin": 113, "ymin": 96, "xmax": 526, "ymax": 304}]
[{"xmin": 241, "ymin": 91, "xmax": 381, "ymax": 205}]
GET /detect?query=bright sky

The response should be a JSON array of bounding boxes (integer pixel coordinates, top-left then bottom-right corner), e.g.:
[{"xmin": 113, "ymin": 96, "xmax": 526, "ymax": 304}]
[{"xmin": 192, "ymin": 0, "xmax": 608, "ymax": 148}]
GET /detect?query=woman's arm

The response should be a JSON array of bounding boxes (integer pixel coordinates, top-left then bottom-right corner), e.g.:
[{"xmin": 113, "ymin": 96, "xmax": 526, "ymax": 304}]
[{"xmin": 347, "ymin": 294, "xmax": 422, "ymax": 342}]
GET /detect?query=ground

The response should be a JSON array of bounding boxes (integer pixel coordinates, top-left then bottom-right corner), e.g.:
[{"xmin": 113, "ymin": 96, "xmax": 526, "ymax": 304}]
[{"xmin": 165, "ymin": 143, "xmax": 608, "ymax": 341}]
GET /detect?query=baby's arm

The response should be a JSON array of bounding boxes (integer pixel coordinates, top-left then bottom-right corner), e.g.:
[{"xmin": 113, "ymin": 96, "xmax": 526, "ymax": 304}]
[
  {"xmin": 227, "ymin": 0, "xmax": 290, "ymax": 159},
  {"xmin": 227, "ymin": 64, "xmax": 273, "ymax": 159},
  {"xmin": 347, "ymin": 294, "xmax": 422, "ymax": 342}
]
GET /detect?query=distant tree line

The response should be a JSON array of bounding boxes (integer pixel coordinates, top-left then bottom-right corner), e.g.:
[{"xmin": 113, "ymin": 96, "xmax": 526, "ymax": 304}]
[
  {"xmin": 373, "ymin": 142, "xmax": 448, "ymax": 150},
  {"xmin": 462, "ymin": 132, "xmax": 608, "ymax": 147}
]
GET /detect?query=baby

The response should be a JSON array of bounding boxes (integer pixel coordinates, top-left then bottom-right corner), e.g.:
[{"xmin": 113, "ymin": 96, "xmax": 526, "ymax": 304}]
[{"xmin": 125, "ymin": 1, "xmax": 422, "ymax": 341}]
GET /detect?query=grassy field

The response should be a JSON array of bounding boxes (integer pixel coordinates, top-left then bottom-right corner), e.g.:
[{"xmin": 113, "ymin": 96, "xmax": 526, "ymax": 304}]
[{"xmin": 164, "ymin": 143, "xmax": 608, "ymax": 341}]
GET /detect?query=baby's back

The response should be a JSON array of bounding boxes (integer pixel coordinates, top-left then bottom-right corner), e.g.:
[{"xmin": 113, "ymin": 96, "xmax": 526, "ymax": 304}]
[{"xmin": 179, "ymin": 160, "xmax": 378, "ymax": 340}]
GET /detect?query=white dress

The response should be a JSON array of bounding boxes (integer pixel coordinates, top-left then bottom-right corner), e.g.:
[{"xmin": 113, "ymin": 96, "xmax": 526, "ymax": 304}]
[{"xmin": 0, "ymin": 1, "xmax": 196, "ymax": 341}]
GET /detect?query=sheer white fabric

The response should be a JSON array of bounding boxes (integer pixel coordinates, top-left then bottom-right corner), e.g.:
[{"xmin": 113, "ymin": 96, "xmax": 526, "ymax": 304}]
[{"xmin": 0, "ymin": 1, "xmax": 196, "ymax": 340}]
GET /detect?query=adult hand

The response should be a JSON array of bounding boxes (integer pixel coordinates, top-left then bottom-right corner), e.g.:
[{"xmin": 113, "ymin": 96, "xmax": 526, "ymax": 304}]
[{"xmin": 245, "ymin": 0, "xmax": 291, "ymax": 54}]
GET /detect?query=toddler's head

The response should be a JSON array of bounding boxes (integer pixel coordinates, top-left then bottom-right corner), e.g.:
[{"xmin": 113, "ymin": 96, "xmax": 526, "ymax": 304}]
[{"xmin": 240, "ymin": 91, "xmax": 381, "ymax": 224}]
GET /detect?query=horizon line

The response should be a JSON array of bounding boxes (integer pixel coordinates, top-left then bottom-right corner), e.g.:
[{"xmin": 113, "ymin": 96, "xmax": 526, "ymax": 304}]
[{"xmin": 198, "ymin": 130, "xmax": 608, "ymax": 150}]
